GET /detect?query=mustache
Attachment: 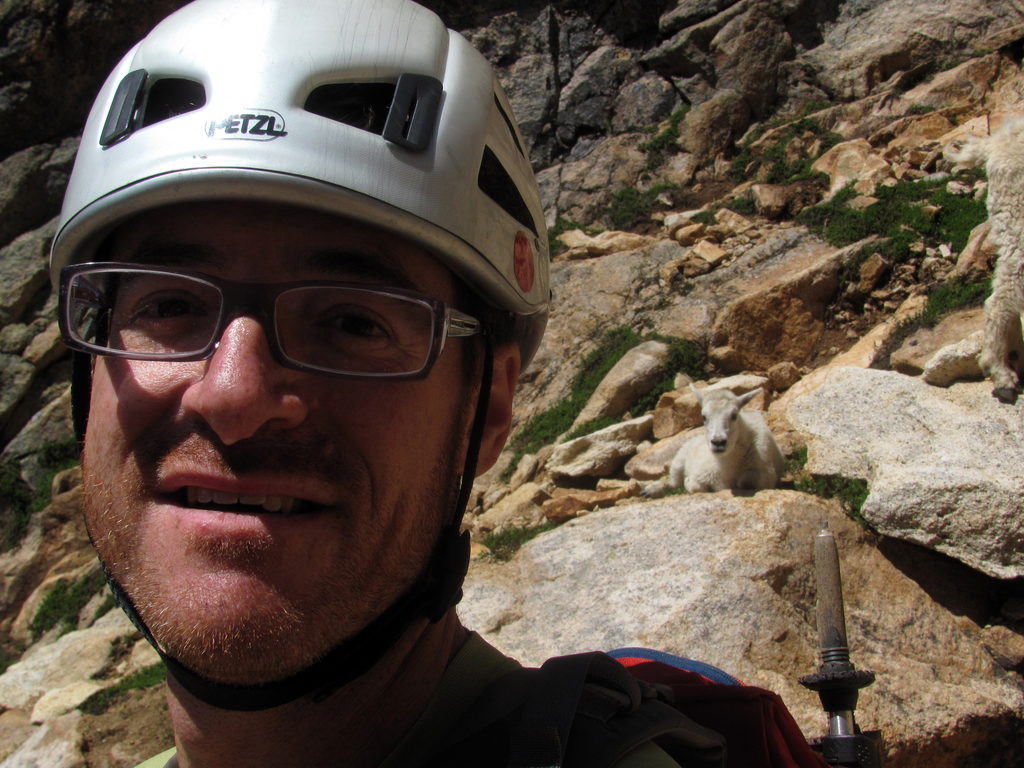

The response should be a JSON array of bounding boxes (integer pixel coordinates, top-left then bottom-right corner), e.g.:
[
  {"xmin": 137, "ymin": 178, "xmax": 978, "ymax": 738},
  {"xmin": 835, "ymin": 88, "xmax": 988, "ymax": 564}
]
[{"xmin": 132, "ymin": 419, "xmax": 358, "ymax": 485}]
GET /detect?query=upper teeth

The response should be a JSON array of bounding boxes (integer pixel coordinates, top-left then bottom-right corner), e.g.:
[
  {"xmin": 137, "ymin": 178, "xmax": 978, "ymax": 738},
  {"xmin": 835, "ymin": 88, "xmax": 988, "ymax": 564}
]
[{"xmin": 186, "ymin": 487, "xmax": 296, "ymax": 513}]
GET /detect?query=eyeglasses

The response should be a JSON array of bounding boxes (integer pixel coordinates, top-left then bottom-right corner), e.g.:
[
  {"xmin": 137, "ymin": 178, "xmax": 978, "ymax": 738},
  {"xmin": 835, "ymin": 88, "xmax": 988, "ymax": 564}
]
[{"xmin": 59, "ymin": 262, "xmax": 482, "ymax": 379}]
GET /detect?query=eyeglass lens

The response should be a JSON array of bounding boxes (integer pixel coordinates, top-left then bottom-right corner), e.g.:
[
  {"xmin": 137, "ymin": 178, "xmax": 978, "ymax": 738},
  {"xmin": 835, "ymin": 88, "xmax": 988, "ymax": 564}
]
[{"xmin": 65, "ymin": 268, "xmax": 439, "ymax": 375}]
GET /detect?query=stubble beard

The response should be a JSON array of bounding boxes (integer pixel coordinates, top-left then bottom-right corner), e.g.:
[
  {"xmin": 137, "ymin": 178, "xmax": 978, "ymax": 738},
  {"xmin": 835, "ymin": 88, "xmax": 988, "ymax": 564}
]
[{"xmin": 81, "ymin": 411, "xmax": 469, "ymax": 687}]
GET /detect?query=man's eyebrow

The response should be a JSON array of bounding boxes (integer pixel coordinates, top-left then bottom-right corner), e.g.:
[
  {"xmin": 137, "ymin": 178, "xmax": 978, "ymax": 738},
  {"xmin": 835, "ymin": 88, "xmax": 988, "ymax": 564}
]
[
  {"xmin": 120, "ymin": 243, "xmax": 224, "ymax": 269},
  {"xmin": 304, "ymin": 250, "xmax": 418, "ymax": 290}
]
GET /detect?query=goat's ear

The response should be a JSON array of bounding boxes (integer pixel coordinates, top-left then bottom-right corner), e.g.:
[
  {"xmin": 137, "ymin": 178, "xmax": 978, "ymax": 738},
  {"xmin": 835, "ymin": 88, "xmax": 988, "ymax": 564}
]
[
  {"xmin": 474, "ymin": 342, "xmax": 521, "ymax": 476},
  {"xmin": 689, "ymin": 382, "xmax": 703, "ymax": 405},
  {"xmin": 737, "ymin": 389, "xmax": 760, "ymax": 408}
]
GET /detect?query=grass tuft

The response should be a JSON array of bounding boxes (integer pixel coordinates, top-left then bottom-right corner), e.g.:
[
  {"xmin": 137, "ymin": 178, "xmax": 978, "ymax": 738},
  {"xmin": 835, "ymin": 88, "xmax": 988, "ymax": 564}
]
[
  {"xmin": 30, "ymin": 569, "xmax": 107, "ymax": 640},
  {"xmin": 605, "ymin": 184, "xmax": 681, "ymax": 231},
  {"xmin": 796, "ymin": 171, "xmax": 988, "ymax": 262},
  {"xmin": 79, "ymin": 664, "xmax": 167, "ymax": 716},
  {"xmin": 2, "ymin": 438, "xmax": 81, "ymax": 552},
  {"xmin": 481, "ymin": 522, "xmax": 559, "ymax": 562},
  {"xmin": 731, "ymin": 115, "xmax": 841, "ymax": 185},
  {"xmin": 788, "ymin": 446, "xmax": 872, "ymax": 528},
  {"xmin": 639, "ymin": 107, "xmax": 689, "ymax": 171}
]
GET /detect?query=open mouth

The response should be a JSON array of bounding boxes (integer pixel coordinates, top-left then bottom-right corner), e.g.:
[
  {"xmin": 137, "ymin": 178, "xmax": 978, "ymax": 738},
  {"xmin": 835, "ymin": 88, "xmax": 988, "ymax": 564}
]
[{"xmin": 177, "ymin": 487, "xmax": 316, "ymax": 515}]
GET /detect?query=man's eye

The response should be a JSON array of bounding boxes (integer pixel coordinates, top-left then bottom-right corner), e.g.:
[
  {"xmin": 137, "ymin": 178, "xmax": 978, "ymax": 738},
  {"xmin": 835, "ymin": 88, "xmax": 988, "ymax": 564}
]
[
  {"xmin": 124, "ymin": 291, "xmax": 210, "ymax": 327},
  {"xmin": 148, "ymin": 298, "xmax": 196, "ymax": 318},
  {"xmin": 326, "ymin": 309, "xmax": 390, "ymax": 339}
]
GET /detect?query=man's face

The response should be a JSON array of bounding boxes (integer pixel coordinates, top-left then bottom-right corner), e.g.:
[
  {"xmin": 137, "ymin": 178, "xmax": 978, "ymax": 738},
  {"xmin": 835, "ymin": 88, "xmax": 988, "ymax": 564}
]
[{"xmin": 81, "ymin": 201, "xmax": 477, "ymax": 686}]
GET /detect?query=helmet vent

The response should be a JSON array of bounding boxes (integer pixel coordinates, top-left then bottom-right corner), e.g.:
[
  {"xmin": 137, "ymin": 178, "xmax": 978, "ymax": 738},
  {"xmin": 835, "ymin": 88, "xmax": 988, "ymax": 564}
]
[
  {"xmin": 493, "ymin": 94, "xmax": 526, "ymax": 159},
  {"xmin": 305, "ymin": 83, "xmax": 395, "ymax": 135},
  {"xmin": 141, "ymin": 79, "xmax": 207, "ymax": 128},
  {"xmin": 100, "ymin": 73, "xmax": 205, "ymax": 146},
  {"xmin": 478, "ymin": 146, "xmax": 537, "ymax": 236},
  {"xmin": 306, "ymin": 75, "xmax": 441, "ymax": 152}
]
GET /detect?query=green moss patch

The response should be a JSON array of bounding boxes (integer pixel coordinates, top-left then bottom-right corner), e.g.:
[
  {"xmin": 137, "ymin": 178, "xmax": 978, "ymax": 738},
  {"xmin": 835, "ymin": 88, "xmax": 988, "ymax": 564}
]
[
  {"xmin": 639, "ymin": 107, "xmax": 689, "ymax": 171},
  {"xmin": 731, "ymin": 116, "xmax": 840, "ymax": 185},
  {"xmin": 481, "ymin": 522, "xmax": 559, "ymax": 562},
  {"xmin": 796, "ymin": 171, "xmax": 988, "ymax": 262},
  {"xmin": 605, "ymin": 183, "xmax": 681, "ymax": 231},
  {"xmin": 30, "ymin": 569, "xmax": 107, "ymax": 640},
  {"xmin": 79, "ymin": 664, "xmax": 167, "ymax": 716},
  {"xmin": 2, "ymin": 438, "xmax": 81, "ymax": 552},
  {"xmin": 0, "ymin": 458, "xmax": 33, "ymax": 551},
  {"xmin": 788, "ymin": 446, "xmax": 871, "ymax": 528}
]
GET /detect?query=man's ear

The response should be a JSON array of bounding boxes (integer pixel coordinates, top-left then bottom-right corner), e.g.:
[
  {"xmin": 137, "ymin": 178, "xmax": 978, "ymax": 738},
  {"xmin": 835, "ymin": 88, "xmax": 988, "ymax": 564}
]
[{"xmin": 475, "ymin": 343, "xmax": 521, "ymax": 475}]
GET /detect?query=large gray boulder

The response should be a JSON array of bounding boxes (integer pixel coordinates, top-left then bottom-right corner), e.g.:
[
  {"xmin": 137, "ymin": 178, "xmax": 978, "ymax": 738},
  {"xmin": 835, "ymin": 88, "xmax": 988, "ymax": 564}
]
[
  {"xmin": 787, "ymin": 366, "xmax": 1024, "ymax": 579},
  {"xmin": 460, "ymin": 492, "xmax": 1024, "ymax": 766},
  {"xmin": 804, "ymin": 0, "xmax": 1024, "ymax": 100}
]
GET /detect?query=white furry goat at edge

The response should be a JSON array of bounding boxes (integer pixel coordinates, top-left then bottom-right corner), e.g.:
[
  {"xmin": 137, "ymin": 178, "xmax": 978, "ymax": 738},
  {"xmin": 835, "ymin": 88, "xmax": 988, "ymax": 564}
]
[
  {"xmin": 946, "ymin": 117, "xmax": 1024, "ymax": 403},
  {"xmin": 662, "ymin": 386, "xmax": 785, "ymax": 494}
]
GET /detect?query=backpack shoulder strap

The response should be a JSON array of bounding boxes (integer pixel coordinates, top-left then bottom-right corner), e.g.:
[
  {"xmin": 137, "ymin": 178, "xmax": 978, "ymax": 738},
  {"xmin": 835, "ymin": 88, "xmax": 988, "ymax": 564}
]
[
  {"xmin": 421, "ymin": 651, "xmax": 727, "ymax": 768},
  {"xmin": 558, "ymin": 653, "xmax": 727, "ymax": 768}
]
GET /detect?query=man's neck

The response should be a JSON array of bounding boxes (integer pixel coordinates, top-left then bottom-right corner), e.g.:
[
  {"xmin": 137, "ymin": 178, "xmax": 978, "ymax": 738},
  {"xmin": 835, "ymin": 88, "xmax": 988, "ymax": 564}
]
[{"xmin": 166, "ymin": 612, "xmax": 469, "ymax": 768}]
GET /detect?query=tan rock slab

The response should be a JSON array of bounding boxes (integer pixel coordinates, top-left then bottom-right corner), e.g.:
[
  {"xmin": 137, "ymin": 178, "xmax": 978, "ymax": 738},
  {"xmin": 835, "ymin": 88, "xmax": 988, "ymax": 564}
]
[
  {"xmin": 22, "ymin": 322, "xmax": 63, "ymax": 368},
  {"xmin": 0, "ymin": 708, "xmax": 33, "ymax": 763},
  {"xmin": 890, "ymin": 308, "xmax": 985, "ymax": 376},
  {"xmin": 673, "ymin": 222, "xmax": 707, "ymax": 245},
  {"xmin": 570, "ymin": 341, "xmax": 669, "ymax": 430},
  {"xmin": 556, "ymin": 229, "xmax": 656, "ymax": 259},
  {"xmin": 955, "ymin": 221, "xmax": 998, "ymax": 279},
  {"xmin": 624, "ymin": 428, "xmax": 696, "ymax": 480},
  {"xmin": 713, "ymin": 208, "xmax": 755, "ymax": 236},
  {"xmin": 31, "ymin": 680, "xmax": 104, "ymax": 723},
  {"xmin": 812, "ymin": 138, "xmax": 891, "ymax": 199},
  {"xmin": 542, "ymin": 481, "xmax": 640, "ymax": 522},
  {"xmin": 476, "ymin": 482, "xmax": 550, "ymax": 534},
  {"xmin": 547, "ymin": 415, "xmax": 653, "ymax": 479},
  {"xmin": 922, "ymin": 330, "xmax": 984, "ymax": 387},
  {"xmin": 691, "ymin": 238, "xmax": 729, "ymax": 267}
]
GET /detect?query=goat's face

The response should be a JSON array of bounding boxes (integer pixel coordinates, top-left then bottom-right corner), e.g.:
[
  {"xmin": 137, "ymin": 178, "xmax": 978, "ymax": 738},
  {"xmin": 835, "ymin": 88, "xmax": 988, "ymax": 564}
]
[
  {"xmin": 701, "ymin": 395, "xmax": 741, "ymax": 453},
  {"xmin": 693, "ymin": 387, "xmax": 760, "ymax": 454}
]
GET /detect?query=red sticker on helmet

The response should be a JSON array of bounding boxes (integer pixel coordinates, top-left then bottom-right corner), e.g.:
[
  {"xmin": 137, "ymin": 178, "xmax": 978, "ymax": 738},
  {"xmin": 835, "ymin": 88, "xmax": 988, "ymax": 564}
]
[{"xmin": 514, "ymin": 232, "xmax": 535, "ymax": 293}]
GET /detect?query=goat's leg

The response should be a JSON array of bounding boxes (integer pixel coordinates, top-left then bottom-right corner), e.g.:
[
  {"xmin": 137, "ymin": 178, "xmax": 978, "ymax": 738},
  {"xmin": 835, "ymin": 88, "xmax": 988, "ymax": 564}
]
[{"xmin": 980, "ymin": 284, "xmax": 1023, "ymax": 403}]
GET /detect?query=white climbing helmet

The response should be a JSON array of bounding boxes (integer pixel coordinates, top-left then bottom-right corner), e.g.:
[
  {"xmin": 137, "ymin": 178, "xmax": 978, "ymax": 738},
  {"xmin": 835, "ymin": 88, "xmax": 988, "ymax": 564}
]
[{"xmin": 50, "ymin": 0, "xmax": 549, "ymax": 364}]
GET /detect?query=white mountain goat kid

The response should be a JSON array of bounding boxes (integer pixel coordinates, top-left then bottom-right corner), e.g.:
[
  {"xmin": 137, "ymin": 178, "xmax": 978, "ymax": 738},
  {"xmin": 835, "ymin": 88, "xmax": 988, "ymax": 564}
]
[
  {"xmin": 945, "ymin": 117, "xmax": 1024, "ymax": 402},
  {"xmin": 666, "ymin": 386, "xmax": 785, "ymax": 493}
]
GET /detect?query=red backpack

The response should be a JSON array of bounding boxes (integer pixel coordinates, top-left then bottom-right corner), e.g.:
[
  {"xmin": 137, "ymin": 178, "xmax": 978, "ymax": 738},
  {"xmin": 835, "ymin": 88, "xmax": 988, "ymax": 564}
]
[{"xmin": 421, "ymin": 647, "xmax": 829, "ymax": 767}]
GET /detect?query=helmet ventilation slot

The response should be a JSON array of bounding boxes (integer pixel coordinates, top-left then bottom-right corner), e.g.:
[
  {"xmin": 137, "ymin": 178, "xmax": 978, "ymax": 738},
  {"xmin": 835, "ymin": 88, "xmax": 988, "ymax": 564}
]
[
  {"xmin": 492, "ymin": 94, "xmax": 526, "ymax": 159},
  {"xmin": 305, "ymin": 82, "xmax": 394, "ymax": 134},
  {"xmin": 477, "ymin": 146, "xmax": 537, "ymax": 236},
  {"xmin": 306, "ymin": 74, "xmax": 441, "ymax": 152},
  {"xmin": 100, "ymin": 72, "xmax": 206, "ymax": 147},
  {"xmin": 141, "ymin": 78, "xmax": 206, "ymax": 128}
]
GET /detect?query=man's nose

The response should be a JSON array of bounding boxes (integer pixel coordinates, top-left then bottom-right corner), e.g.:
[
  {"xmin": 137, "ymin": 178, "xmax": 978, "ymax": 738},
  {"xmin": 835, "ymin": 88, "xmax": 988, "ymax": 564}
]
[{"xmin": 180, "ymin": 316, "xmax": 308, "ymax": 444}]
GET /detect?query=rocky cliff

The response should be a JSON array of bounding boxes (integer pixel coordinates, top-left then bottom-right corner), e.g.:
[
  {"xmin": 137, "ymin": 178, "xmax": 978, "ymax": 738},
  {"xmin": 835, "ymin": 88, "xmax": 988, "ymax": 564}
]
[{"xmin": 1, "ymin": 1, "xmax": 1023, "ymax": 765}]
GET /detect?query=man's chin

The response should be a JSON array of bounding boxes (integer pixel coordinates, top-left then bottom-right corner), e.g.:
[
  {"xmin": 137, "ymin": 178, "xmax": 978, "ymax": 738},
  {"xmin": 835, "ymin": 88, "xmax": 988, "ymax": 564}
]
[
  {"xmin": 119, "ymin": 570, "xmax": 336, "ymax": 686},
  {"xmin": 151, "ymin": 609, "xmax": 331, "ymax": 687}
]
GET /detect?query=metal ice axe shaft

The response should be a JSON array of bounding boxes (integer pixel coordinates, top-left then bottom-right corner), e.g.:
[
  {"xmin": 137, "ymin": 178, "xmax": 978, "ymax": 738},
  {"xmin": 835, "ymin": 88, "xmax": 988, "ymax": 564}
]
[{"xmin": 799, "ymin": 523, "xmax": 884, "ymax": 767}]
